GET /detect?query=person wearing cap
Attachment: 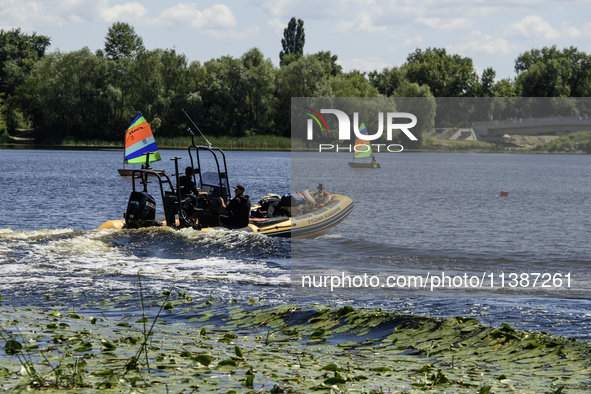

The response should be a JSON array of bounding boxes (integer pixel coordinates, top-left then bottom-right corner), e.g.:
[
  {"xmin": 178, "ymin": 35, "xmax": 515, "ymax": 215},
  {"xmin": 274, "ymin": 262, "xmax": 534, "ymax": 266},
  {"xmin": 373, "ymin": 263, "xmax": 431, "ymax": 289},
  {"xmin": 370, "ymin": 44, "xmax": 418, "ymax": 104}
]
[{"xmin": 218, "ymin": 184, "xmax": 251, "ymax": 227}]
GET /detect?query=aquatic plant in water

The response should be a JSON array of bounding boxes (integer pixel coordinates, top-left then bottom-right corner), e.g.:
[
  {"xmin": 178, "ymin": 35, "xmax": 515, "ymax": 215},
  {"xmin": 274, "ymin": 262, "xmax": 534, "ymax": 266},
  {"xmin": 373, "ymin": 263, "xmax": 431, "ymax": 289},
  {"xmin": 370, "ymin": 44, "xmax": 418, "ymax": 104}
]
[{"xmin": 0, "ymin": 291, "xmax": 589, "ymax": 392}]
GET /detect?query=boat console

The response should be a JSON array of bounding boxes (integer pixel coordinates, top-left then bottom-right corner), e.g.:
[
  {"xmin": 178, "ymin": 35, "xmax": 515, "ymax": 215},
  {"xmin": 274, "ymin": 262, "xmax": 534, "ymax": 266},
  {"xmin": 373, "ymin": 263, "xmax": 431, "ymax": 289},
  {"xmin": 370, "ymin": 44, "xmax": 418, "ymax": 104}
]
[{"xmin": 122, "ymin": 132, "xmax": 233, "ymax": 230}]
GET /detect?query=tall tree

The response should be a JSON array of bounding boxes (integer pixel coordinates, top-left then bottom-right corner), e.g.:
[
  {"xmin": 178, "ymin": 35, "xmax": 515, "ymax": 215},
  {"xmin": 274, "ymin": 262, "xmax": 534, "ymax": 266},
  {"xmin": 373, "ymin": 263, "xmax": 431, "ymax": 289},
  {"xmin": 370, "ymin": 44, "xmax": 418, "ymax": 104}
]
[
  {"xmin": 314, "ymin": 51, "xmax": 342, "ymax": 76},
  {"xmin": 279, "ymin": 17, "xmax": 305, "ymax": 67},
  {"xmin": 103, "ymin": 23, "xmax": 145, "ymax": 124},
  {"xmin": 404, "ymin": 47, "xmax": 479, "ymax": 97},
  {"xmin": 241, "ymin": 48, "xmax": 276, "ymax": 134},
  {"xmin": 327, "ymin": 71, "xmax": 379, "ymax": 97},
  {"xmin": 274, "ymin": 54, "xmax": 332, "ymax": 136},
  {"xmin": 198, "ymin": 55, "xmax": 248, "ymax": 137},
  {"xmin": 28, "ymin": 48, "xmax": 116, "ymax": 139},
  {"xmin": 0, "ymin": 28, "xmax": 50, "ymax": 130},
  {"xmin": 493, "ymin": 79, "xmax": 517, "ymax": 97},
  {"xmin": 514, "ymin": 46, "xmax": 591, "ymax": 97},
  {"xmin": 368, "ymin": 67, "xmax": 402, "ymax": 97},
  {"xmin": 0, "ymin": 94, "xmax": 8, "ymax": 142},
  {"xmin": 479, "ymin": 67, "xmax": 496, "ymax": 97},
  {"xmin": 104, "ymin": 22, "xmax": 144, "ymax": 61}
]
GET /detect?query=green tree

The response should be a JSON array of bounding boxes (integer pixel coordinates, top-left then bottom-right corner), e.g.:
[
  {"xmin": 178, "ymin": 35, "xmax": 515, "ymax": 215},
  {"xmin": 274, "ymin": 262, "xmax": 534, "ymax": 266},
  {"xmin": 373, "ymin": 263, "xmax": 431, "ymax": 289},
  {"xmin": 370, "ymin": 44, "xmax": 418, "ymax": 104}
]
[
  {"xmin": 327, "ymin": 71, "xmax": 379, "ymax": 97},
  {"xmin": 479, "ymin": 67, "xmax": 496, "ymax": 97},
  {"xmin": 28, "ymin": 48, "xmax": 116, "ymax": 140},
  {"xmin": 493, "ymin": 79, "xmax": 517, "ymax": 97},
  {"xmin": 197, "ymin": 55, "xmax": 249, "ymax": 137},
  {"xmin": 389, "ymin": 83, "xmax": 434, "ymax": 147},
  {"xmin": 241, "ymin": 48, "xmax": 276, "ymax": 134},
  {"xmin": 514, "ymin": 46, "xmax": 591, "ymax": 97},
  {"xmin": 147, "ymin": 49, "xmax": 190, "ymax": 136},
  {"xmin": 103, "ymin": 23, "xmax": 145, "ymax": 125},
  {"xmin": 368, "ymin": 67, "xmax": 403, "ymax": 97},
  {"xmin": 393, "ymin": 80, "xmax": 432, "ymax": 97},
  {"xmin": 279, "ymin": 17, "xmax": 305, "ymax": 67},
  {"xmin": 275, "ymin": 54, "xmax": 332, "ymax": 136},
  {"xmin": 104, "ymin": 22, "xmax": 144, "ymax": 61},
  {"xmin": 0, "ymin": 28, "xmax": 50, "ymax": 130},
  {"xmin": 314, "ymin": 51, "xmax": 342, "ymax": 76},
  {"xmin": 0, "ymin": 93, "xmax": 9, "ymax": 142},
  {"xmin": 404, "ymin": 48, "xmax": 480, "ymax": 128},
  {"xmin": 130, "ymin": 49, "xmax": 166, "ymax": 124},
  {"xmin": 404, "ymin": 47, "xmax": 479, "ymax": 97}
]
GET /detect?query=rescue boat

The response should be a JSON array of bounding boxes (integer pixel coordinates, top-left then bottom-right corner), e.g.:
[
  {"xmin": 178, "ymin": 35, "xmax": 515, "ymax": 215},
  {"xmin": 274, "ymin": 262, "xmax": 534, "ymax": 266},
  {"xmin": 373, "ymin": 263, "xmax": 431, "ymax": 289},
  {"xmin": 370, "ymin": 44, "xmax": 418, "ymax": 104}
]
[
  {"xmin": 98, "ymin": 138, "xmax": 354, "ymax": 239},
  {"xmin": 244, "ymin": 189, "xmax": 354, "ymax": 238}
]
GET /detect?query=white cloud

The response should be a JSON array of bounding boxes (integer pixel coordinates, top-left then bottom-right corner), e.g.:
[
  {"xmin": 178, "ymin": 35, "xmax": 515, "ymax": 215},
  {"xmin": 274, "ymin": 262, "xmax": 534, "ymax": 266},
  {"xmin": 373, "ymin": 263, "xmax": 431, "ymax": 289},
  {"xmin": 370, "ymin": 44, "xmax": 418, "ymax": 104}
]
[
  {"xmin": 97, "ymin": 2, "xmax": 148, "ymax": 24},
  {"xmin": 448, "ymin": 31, "xmax": 517, "ymax": 56},
  {"xmin": 158, "ymin": 3, "xmax": 236, "ymax": 29},
  {"xmin": 582, "ymin": 22, "xmax": 591, "ymax": 36},
  {"xmin": 561, "ymin": 24, "xmax": 581, "ymax": 39},
  {"xmin": 403, "ymin": 35, "xmax": 423, "ymax": 48},
  {"xmin": 557, "ymin": 21, "xmax": 591, "ymax": 40},
  {"xmin": 355, "ymin": 11, "xmax": 387, "ymax": 32},
  {"xmin": 334, "ymin": 21, "xmax": 355, "ymax": 34},
  {"xmin": 415, "ymin": 17, "xmax": 470, "ymax": 30},
  {"xmin": 334, "ymin": 11, "xmax": 387, "ymax": 34},
  {"xmin": 506, "ymin": 15, "xmax": 560, "ymax": 40},
  {"xmin": 0, "ymin": 0, "xmax": 153, "ymax": 27},
  {"xmin": 343, "ymin": 56, "xmax": 390, "ymax": 73},
  {"xmin": 250, "ymin": 0, "xmax": 302, "ymax": 17},
  {"xmin": 0, "ymin": 0, "xmax": 65, "ymax": 27},
  {"xmin": 267, "ymin": 18, "xmax": 286, "ymax": 36},
  {"xmin": 202, "ymin": 4, "xmax": 236, "ymax": 28},
  {"xmin": 205, "ymin": 26, "xmax": 260, "ymax": 39}
]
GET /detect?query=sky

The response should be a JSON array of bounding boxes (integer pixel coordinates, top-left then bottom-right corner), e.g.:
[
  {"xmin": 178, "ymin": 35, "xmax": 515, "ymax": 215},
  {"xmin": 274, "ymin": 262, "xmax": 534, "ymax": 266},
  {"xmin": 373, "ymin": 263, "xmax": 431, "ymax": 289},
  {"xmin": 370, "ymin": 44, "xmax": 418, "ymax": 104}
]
[{"xmin": 1, "ymin": 0, "xmax": 591, "ymax": 81}]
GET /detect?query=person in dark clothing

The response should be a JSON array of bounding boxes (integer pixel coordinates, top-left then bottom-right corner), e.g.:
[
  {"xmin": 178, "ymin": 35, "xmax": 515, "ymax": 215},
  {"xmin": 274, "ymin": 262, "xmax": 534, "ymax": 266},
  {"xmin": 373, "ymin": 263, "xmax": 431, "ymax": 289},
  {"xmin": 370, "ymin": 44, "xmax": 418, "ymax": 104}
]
[
  {"xmin": 218, "ymin": 184, "xmax": 251, "ymax": 227},
  {"xmin": 178, "ymin": 167, "xmax": 207, "ymax": 220},
  {"xmin": 178, "ymin": 167, "xmax": 204, "ymax": 199}
]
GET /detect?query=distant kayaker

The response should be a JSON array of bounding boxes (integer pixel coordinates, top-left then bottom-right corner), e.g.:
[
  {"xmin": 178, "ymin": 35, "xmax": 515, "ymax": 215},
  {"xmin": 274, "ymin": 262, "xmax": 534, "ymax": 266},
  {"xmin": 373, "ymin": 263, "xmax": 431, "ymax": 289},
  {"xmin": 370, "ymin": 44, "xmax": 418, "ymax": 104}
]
[{"xmin": 218, "ymin": 184, "xmax": 251, "ymax": 228}]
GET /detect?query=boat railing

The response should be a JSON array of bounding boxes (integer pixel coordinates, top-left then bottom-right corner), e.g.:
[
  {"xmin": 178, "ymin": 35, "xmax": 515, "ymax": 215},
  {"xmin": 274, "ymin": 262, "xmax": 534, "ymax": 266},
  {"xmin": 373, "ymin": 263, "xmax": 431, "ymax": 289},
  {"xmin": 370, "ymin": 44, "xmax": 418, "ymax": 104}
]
[
  {"xmin": 187, "ymin": 144, "xmax": 231, "ymax": 201},
  {"xmin": 129, "ymin": 168, "xmax": 174, "ymax": 198}
]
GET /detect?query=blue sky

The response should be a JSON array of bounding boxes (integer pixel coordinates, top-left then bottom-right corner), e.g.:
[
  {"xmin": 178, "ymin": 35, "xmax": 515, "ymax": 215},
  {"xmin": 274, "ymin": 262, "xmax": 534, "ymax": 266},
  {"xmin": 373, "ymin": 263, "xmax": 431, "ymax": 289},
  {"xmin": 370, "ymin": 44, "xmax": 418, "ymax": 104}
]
[{"xmin": 1, "ymin": 0, "xmax": 590, "ymax": 80}]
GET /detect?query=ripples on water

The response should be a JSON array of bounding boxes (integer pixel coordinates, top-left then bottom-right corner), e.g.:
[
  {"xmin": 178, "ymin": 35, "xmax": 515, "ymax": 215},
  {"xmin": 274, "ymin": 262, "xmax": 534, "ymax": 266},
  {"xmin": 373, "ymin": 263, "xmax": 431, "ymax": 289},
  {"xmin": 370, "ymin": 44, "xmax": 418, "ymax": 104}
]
[{"xmin": 1, "ymin": 149, "xmax": 591, "ymax": 339}]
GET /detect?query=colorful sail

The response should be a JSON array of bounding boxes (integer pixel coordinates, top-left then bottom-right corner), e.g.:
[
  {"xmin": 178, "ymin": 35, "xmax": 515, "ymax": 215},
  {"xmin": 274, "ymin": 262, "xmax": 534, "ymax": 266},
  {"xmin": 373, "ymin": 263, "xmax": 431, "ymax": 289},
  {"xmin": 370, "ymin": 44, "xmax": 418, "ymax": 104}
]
[
  {"xmin": 124, "ymin": 113, "xmax": 161, "ymax": 164},
  {"xmin": 354, "ymin": 123, "xmax": 373, "ymax": 158}
]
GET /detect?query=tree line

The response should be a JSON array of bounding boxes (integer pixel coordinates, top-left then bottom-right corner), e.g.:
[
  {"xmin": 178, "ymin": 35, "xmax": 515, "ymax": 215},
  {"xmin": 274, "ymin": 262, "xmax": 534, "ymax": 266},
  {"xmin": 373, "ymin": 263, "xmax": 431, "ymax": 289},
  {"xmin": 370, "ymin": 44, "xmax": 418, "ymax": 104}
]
[{"xmin": 1, "ymin": 18, "xmax": 591, "ymax": 145}]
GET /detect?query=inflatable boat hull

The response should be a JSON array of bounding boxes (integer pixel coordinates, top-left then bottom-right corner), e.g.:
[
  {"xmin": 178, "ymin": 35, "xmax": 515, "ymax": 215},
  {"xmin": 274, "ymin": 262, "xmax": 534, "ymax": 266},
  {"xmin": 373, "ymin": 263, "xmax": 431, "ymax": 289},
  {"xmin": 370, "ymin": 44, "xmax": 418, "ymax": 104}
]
[{"xmin": 98, "ymin": 193, "xmax": 354, "ymax": 239}]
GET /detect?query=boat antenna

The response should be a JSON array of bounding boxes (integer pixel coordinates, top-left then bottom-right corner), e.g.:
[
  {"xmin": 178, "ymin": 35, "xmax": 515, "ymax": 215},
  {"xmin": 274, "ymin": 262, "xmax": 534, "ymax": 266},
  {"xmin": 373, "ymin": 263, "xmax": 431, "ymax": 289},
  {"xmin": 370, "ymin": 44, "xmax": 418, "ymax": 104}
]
[{"xmin": 182, "ymin": 108, "xmax": 211, "ymax": 148}]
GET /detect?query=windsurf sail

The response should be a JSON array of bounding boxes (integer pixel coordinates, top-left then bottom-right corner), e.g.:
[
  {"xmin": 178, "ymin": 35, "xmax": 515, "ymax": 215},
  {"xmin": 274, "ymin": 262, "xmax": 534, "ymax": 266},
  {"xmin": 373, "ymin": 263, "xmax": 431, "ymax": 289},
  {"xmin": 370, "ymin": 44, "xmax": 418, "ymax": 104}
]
[
  {"xmin": 353, "ymin": 123, "xmax": 373, "ymax": 159},
  {"xmin": 124, "ymin": 113, "xmax": 161, "ymax": 164}
]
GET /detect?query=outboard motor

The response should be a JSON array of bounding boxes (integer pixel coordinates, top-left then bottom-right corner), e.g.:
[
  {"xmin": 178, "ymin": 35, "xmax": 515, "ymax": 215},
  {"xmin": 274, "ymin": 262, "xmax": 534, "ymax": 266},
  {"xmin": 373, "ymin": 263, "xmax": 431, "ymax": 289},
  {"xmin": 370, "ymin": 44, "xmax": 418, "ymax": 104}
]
[
  {"xmin": 163, "ymin": 191, "xmax": 179, "ymax": 227},
  {"xmin": 125, "ymin": 191, "xmax": 156, "ymax": 228}
]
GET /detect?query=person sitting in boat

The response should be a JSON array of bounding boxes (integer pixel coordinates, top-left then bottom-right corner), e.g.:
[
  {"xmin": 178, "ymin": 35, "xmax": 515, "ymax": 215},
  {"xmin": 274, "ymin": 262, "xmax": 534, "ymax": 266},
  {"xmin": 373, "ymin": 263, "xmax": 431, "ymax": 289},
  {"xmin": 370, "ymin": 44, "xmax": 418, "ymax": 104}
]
[
  {"xmin": 178, "ymin": 167, "xmax": 207, "ymax": 218},
  {"xmin": 179, "ymin": 167, "xmax": 206, "ymax": 200},
  {"xmin": 218, "ymin": 184, "xmax": 251, "ymax": 228},
  {"xmin": 372, "ymin": 156, "xmax": 377, "ymax": 164}
]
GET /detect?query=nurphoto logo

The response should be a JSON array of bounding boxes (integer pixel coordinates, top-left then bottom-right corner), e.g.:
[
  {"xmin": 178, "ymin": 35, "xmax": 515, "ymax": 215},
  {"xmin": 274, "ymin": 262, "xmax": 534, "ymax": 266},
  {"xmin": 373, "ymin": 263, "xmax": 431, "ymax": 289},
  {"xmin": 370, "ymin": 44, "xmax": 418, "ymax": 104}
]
[{"xmin": 303, "ymin": 107, "xmax": 418, "ymax": 152}]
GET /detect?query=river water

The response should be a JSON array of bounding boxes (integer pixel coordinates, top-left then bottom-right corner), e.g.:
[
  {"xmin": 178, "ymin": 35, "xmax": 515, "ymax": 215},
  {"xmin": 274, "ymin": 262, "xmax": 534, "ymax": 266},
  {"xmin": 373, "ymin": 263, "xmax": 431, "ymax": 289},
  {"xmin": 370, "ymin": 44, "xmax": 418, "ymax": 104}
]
[{"xmin": 1, "ymin": 148, "xmax": 590, "ymax": 340}]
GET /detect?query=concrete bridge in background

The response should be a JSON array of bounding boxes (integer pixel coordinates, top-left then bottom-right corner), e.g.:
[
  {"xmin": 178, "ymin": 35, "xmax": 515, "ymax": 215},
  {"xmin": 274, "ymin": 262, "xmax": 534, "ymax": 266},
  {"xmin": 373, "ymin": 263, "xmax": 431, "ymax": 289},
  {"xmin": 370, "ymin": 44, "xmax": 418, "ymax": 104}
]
[{"xmin": 471, "ymin": 115, "xmax": 591, "ymax": 142}]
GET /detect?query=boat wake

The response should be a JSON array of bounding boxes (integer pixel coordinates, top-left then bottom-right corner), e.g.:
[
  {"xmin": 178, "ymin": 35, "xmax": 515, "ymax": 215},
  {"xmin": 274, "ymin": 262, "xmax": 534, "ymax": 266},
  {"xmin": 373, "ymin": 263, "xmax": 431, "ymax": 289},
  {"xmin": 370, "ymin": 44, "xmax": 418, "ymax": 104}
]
[{"xmin": 0, "ymin": 227, "xmax": 290, "ymax": 298}]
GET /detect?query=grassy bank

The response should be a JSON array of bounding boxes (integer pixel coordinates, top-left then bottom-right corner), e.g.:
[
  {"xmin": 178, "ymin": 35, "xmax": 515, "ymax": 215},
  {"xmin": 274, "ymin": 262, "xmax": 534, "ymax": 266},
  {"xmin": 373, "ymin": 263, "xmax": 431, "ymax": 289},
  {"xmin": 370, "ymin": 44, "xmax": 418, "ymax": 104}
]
[
  {"xmin": 0, "ymin": 134, "xmax": 292, "ymax": 151},
  {"xmin": 421, "ymin": 137, "xmax": 502, "ymax": 153},
  {"xmin": 1, "ymin": 293, "xmax": 589, "ymax": 392},
  {"xmin": 3, "ymin": 130, "xmax": 591, "ymax": 153}
]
